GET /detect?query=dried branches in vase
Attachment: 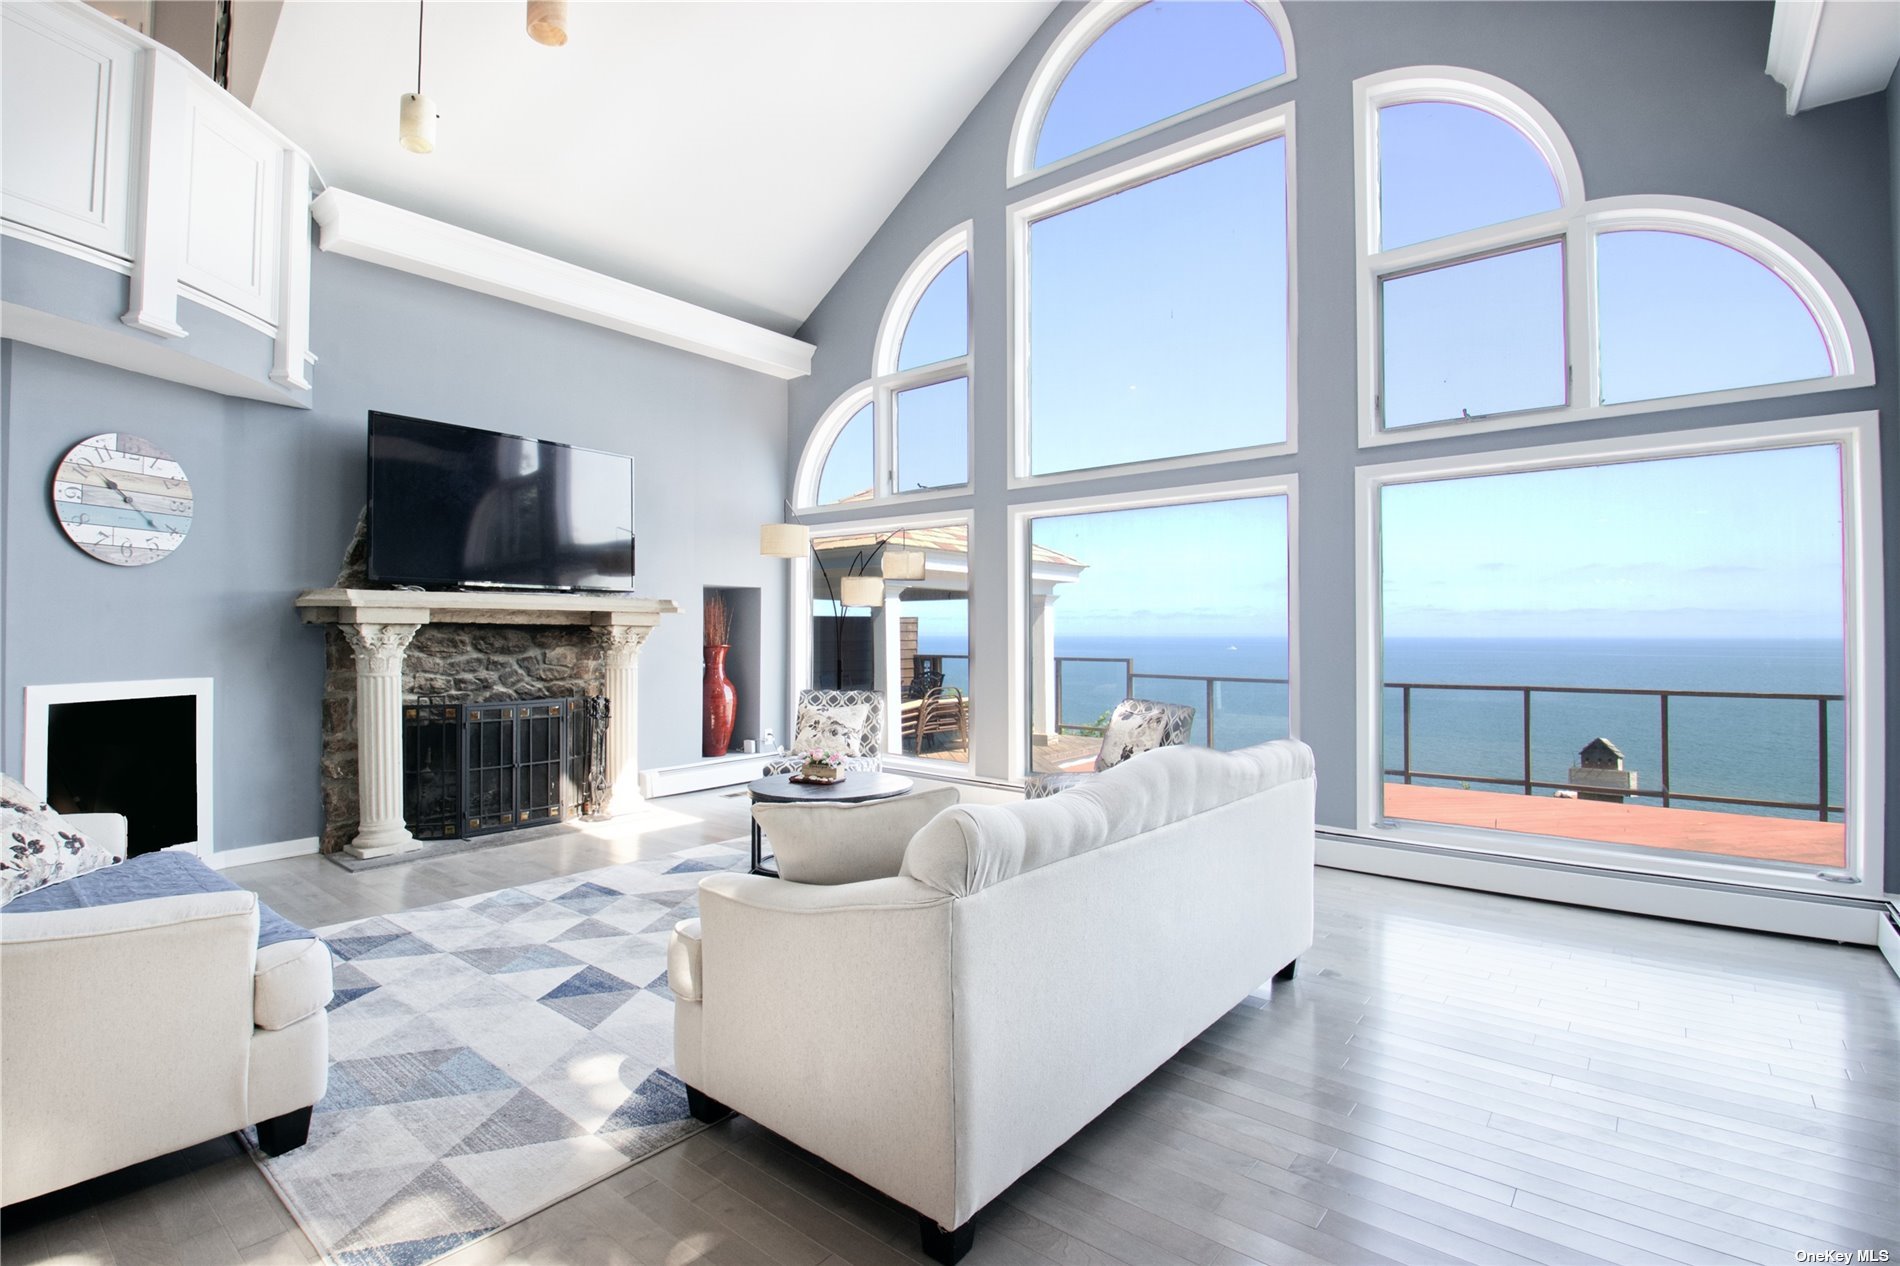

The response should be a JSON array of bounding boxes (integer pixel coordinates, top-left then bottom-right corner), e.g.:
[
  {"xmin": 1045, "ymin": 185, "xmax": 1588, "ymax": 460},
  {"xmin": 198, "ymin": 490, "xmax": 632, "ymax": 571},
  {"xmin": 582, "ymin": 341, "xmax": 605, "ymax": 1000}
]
[{"xmin": 703, "ymin": 594, "xmax": 731, "ymax": 648}]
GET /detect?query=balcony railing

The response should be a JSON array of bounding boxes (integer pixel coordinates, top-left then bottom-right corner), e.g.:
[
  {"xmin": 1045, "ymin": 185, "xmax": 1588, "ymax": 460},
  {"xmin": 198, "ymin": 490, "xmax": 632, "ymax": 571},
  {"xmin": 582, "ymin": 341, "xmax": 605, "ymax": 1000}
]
[
  {"xmin": 1385, "ymin": 680, "xmax": 1845, "ymax": 821},
  {"xmin": 1052, "ymin": 656, "xmax": 1289, "ymax": 750}
]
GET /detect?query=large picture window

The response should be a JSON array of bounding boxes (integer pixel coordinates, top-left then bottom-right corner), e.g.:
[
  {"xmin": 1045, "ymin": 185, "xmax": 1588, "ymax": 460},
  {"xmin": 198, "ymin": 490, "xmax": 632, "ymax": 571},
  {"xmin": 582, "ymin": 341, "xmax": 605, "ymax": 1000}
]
[
  {"xmin": 1018, "ymin": 117, "xmax": 1291, "ymax": 480},
  {"xmin": 1024, "ymin": 493, "xmax": 1291, "ymax": 774},
  {"xmin": 1371, "ymin": 436, "xmax": 1861, "ymax": 874}
]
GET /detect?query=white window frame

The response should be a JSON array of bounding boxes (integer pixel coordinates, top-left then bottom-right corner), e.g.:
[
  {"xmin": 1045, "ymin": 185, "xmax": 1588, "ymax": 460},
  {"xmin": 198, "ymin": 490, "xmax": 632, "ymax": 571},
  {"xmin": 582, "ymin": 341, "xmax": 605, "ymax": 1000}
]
[
  {"xmin": 1351, "ymin": 411, "xmax": 1886, "ymax": 900},
  {"xmin": 1006, "ymin": 474, "xmax": 1301, "ymax": 780},
  {"xmin": 792, "ymin": 510, "xmax": 979, "ymax": 775},
  {"xmin": 1007, "ymin": 0, "xmax": 1296, "ymax": 188},
  {"xmin": 792, "ymin": 225, "xmax": 975, "ymax": 511},
  {"xmin": 1355, "ymin": 68, "xmax": 1876, "ymax": 448},
  {"xmin": 1007, "ymin": 104, "xmax": 1298, "ymax": 490}
]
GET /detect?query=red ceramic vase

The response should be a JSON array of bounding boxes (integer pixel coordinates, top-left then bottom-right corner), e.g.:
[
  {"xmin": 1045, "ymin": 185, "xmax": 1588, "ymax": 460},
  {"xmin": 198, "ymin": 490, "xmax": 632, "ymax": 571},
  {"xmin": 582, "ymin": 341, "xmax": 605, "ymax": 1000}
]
[{"xmin": 703, "ymin": 644, "xmax": 737, "ymax": 757}]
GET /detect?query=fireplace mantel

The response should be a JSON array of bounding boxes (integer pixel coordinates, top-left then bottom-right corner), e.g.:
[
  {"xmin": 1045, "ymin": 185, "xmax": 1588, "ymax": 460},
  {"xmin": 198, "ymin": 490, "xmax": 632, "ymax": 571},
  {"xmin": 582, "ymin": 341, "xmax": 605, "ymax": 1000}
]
[
  {"xmin": 295, "ymin": 588, "xmax": 678, "ymax": 628},
  {"xmin": 296, "ymin": 588, "xmax": 677, "ymax": 858}
]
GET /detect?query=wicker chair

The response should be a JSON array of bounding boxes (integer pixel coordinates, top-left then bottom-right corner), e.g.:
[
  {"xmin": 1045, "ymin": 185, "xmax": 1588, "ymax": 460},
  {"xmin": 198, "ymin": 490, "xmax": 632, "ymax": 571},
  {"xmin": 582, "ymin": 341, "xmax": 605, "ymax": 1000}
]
[
  {"xmin": 763, "ymin": 689, "xmax": 886, "ymax": 776},
  {"xmin": 1024, "ymin": 698, "xmax": 1196, "ymax": 799}
]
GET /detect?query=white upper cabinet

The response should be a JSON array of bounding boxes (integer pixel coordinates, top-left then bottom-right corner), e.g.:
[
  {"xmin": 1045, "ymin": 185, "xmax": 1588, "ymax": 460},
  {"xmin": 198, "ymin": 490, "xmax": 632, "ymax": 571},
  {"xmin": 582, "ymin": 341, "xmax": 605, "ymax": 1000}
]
[
  {"xmin": 1, "ymin": 3, "xmax": 144, "ymax": 259},
  {"xmin": 1, "ymin": 1, "xmax": 313, "ymax": 395}
]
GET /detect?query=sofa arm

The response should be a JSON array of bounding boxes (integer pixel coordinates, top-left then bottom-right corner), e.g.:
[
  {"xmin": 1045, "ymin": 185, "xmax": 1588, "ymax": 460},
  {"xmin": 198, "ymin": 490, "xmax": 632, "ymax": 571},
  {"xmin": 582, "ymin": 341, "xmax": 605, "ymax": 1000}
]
[
  {"xmin": 668, "ymin": 918, "xmax": 702, "ymax": 1002},
  {"xmin": 1, "ymin": 890, "xmax": 260, "ymax": 1204},
  {"xmin": 63, "ymin": 812, "xmax": 129, "ymax": 858}
]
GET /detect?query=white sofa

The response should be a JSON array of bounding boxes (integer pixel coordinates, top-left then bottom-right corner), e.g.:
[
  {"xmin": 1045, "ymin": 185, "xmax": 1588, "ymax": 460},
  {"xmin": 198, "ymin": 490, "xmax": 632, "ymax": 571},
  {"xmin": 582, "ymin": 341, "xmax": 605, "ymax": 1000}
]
[
  {"xmin": 0, "ymin": 816, "xmax": 333, "ymax": 1205},
  {"xmin": 669, "ymin": 740, "xmax": 1315, "ymax": 1263}
]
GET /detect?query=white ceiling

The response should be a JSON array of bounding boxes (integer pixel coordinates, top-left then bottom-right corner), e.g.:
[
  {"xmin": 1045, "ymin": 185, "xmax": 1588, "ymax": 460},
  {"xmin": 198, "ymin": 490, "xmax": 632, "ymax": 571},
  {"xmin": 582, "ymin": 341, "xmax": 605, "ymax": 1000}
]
[{"xmin": 250, "ymin": 1, "xmax": 1055, "ymax": 335}]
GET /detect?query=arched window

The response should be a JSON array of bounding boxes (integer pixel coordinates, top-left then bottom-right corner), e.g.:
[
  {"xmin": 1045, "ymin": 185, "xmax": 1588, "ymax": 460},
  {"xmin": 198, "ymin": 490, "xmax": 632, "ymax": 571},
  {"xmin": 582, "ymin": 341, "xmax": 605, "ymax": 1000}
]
[
  {"xmin": 796, "ymin": 225, "xmax": 973, "ymax": 509},
  {"xmin": 1356, "ymin": 67, "xmax": 1871, "ymax": 443},
  {"xmin": 1011, "ymin": 0, "xmax": 1294, "ymax": 182}
]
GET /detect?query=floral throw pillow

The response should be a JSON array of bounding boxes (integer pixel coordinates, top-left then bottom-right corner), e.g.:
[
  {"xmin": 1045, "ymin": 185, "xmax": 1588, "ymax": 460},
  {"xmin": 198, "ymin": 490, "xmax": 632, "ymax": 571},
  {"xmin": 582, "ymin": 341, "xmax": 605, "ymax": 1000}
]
[
  {"xmin": 791, "ymin": 703, "xmax": 870, "ymax": 759},
  {"xmin": 1, "ymin": 773, "xmax": 119, "ymax": 906},
  {"xmin": 1096, "ymin": 700, "xmax": 1195, "ymax": 772}
]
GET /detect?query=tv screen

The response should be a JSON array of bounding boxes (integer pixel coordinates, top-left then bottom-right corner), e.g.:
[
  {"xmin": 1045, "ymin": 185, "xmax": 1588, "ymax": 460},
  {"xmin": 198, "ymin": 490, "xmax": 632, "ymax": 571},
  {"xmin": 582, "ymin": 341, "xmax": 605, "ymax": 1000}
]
[{"xmin": 366, "ymin": 412, "xmax": 635, "ymax": 592}]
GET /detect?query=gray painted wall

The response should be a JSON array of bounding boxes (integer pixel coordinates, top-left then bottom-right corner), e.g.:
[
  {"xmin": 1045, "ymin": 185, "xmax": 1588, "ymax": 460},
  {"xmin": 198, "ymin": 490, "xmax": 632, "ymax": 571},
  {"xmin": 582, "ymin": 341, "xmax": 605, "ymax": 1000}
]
[
  {"xmin": 791, "ymin": 2, "xmax": 1898, "ymax": 879},
  {"xmin": 2, "ymin": 248, "xmax": 790, "ymax": 852}
]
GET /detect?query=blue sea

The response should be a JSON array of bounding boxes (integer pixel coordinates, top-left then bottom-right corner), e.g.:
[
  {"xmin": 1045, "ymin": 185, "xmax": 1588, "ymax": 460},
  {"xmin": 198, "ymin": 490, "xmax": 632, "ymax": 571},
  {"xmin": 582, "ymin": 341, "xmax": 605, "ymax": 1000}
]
[{"xmin": 921, "ymin": 634, "xmax": 1847, "ymax": 820}]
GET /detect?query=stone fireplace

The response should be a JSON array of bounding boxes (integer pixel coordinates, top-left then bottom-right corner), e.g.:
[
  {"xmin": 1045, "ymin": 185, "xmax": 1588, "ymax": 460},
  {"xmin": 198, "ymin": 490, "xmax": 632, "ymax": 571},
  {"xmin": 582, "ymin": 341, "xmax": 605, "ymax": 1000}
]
[{"xmin": 297, "ymin": 589, "xmax": 675, "ymax": 858}]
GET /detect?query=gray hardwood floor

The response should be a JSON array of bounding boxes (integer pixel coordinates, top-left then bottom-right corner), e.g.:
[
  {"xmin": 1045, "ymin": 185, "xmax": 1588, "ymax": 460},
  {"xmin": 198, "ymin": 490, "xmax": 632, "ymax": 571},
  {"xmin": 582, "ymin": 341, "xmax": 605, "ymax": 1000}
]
[{"xmin": 4, "ymin": 787, "xmax": 1896, "ymax": 1266}]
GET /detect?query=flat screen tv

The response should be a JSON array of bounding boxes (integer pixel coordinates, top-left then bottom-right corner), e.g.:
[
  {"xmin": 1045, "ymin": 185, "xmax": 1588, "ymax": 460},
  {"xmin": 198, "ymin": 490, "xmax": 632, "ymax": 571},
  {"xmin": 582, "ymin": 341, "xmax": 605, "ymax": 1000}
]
[{"xmin": 366, "ymin": 412, "xmax": 635, "ymax": 592}]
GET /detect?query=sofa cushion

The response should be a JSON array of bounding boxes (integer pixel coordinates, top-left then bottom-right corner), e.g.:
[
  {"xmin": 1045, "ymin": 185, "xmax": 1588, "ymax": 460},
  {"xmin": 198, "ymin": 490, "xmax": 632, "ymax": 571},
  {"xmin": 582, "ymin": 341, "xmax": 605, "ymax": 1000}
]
[
  {"xmin": 903, "ymin": 740, "xmax": 1315, "ymax": 897},
  {"xmin": 0, "ymin": 774, "xmax": 119, "ymax": 905},
  {"xmin": 668, "ymin": 918, "xmax": 702, "ymax": 1002},
  {"xmin": 754, "ymin": 788, "xmax": 959, "ymax": 885},
  {"xmin": 5, "ymin": 849, "xmax": 314, "ymax": 948},
  {"xmin": 254, "ymin": 937, "xmax": 335, "ymax": 1031}
]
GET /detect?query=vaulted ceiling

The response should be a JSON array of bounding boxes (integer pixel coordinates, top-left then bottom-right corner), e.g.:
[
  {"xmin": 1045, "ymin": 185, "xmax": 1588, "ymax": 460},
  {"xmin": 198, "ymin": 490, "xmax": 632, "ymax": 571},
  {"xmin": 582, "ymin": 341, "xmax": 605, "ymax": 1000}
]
[{"xmin": 251, "ymin": 1, "xmax": 1056, "ymax": 334}]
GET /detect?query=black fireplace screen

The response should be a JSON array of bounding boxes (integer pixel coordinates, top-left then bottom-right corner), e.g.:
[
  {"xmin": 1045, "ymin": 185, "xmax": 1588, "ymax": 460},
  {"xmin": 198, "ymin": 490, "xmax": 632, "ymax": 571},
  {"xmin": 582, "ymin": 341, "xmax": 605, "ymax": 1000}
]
[{"xmin": 401, "ymin": 696, "xmax": 601, "ymax": 840}]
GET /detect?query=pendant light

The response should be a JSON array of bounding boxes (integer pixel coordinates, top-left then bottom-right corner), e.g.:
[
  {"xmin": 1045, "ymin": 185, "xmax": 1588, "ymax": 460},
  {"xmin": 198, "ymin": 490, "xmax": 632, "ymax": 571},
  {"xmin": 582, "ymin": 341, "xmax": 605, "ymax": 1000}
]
[
  {"xmin": 398, "ymin": 0, "xmax": 438, "ymax": 154},
  {"xmin": 882, "ymin": 528, "xmax": 925, "ymax": 581},
  {"xmin": 526, "ymin": 0, "xmax": 569, "ymax": 46}
]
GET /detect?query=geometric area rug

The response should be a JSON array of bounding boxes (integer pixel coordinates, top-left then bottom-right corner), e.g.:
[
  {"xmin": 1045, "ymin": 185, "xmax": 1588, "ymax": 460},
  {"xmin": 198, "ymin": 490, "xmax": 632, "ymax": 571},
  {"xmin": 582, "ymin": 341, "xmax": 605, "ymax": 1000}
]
[{"xmin": 248, "ymin": 842, "xmax": 744, "ymax": 1266}]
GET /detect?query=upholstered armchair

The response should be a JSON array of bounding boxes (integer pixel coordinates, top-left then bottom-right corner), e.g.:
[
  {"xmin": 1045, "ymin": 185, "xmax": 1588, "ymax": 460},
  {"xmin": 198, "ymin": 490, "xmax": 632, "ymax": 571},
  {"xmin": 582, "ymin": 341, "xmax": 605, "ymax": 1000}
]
[
  {"xmin": 763, "ymin": 689, "xmax": 886, "ymax": 775},
  {"xmin": 1024, "ymin": 698, "xmax": 1196, "ymax": 798}
]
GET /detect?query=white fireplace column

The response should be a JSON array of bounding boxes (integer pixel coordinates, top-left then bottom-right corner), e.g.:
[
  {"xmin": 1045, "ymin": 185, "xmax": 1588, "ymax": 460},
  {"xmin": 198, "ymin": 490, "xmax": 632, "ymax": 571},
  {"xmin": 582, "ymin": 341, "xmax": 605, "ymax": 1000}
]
[
  {"xmin": 595, "ymin": 621, "xmax": 652, "ymax": 815},
  {"xmin": 339, "ymin": 620, "xmax": 422, "ymax": 858}
]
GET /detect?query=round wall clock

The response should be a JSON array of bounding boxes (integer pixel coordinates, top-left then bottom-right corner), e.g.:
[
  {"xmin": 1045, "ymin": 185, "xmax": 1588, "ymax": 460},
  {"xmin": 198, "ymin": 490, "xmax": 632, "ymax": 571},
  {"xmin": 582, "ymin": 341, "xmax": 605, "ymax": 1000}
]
[{"xmin": 51, "ymin": 433, "xmax": 193, "ymax": 567}]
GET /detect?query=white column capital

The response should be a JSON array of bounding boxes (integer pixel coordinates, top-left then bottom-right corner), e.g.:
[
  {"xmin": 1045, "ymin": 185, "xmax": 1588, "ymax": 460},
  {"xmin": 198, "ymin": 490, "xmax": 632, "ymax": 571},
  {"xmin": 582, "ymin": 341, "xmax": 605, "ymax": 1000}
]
[
  {"xmin": 593, "ymin": 623, "xmax": 651, "ymax": 668},
  {"xmin": 340, "ymin": 621, "xmax": 420, "ymax": 675}
]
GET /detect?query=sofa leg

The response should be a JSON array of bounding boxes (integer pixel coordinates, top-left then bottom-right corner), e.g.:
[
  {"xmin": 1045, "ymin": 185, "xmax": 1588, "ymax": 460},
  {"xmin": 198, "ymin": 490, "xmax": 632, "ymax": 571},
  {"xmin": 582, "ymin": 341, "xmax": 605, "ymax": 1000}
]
[
  {"xmin": 255, "ymin": 1106, "xmax": 313, "ymax": 1156},
  {"xmin": 686, "ymin": 1087, "xmax": 733, "ymax": 1124},
  {"xmin": 919, "ymin": 1215, "xmax": 974, "ymax": 1265},
  {"xmin": 1273, "ymin": 957, "xmax": 1298, "ymax": 982}
]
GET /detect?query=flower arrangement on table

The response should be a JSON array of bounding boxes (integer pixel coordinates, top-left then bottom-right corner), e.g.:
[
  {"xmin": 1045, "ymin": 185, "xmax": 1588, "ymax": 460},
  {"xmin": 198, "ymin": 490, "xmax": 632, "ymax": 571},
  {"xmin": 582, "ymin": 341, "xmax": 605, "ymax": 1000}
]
[{"xmin": 795, "ymin": 747, "xmax": 848, "ymax": 784}]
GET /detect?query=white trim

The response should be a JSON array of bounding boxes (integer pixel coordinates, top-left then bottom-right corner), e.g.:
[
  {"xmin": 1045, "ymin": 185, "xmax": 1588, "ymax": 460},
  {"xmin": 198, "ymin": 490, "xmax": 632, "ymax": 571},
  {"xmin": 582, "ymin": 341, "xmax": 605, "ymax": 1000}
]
[
  {"xmin": 794, "ymin": 383, "xmax": 875, "ymax": 509},
  {"xmin": 22, "ymin": 677, "xmax": 214, "ymax": 858},
  {"xmin": 1353, "ymin": 68, "xmax": 1875, "ymax": 449},
  {"xmin": 1006, "ymin": 0, "xmax": 1296, "ymax": 188},
  {"xmin": 1767, "ymin": 0, "xmax": 1900, "ymax": 116},
  {"xmin": 1005, "ymin": 475, "xmax": 1299, "ymax": 779},
  {"xmin": 1007, "ymin": 104, "xmax": 1297, "ymax": 489},
  {"xmin": 203, "ymin": 836, "xmax": 317, "ymax": 871},
  {"xmin": 271, "ymin": 151, "xmax": 313, "ymax": 390},
  {"xmin": 1317, "ymin": 835, "xmax": 1883, "ymax": 946},
  {"xmin": 638, "ymin": 752, "xmax": 763, "ymax": 798},
  {"xmin": 1352, "ymin": 411, "xmax": 1885, "ymax": 902},
  {"xmin": 1878, "ymin": 903, "xmax": 1900, "ymax": 979},
  {"xmin": 309, "ymin": 188, "xmax": 814, "ymax": 381},
  {"xmin": 872, "ymin": 222, "xmax": 971, "ymax": 378},
  {"xmin": 121, "ymin": 51, "xmax": 188, "ymax": 338},
  {"xmin": 1, "ymin": 220, "xmax": 135, "ymax": 274}
]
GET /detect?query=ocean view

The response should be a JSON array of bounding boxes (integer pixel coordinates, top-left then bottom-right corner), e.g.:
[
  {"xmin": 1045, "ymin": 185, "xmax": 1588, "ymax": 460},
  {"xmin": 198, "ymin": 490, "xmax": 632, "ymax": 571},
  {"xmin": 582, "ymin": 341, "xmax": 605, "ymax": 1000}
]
[{"xmin": 924, "ymin": 633, "xmax": 1848, "ymax": 821}]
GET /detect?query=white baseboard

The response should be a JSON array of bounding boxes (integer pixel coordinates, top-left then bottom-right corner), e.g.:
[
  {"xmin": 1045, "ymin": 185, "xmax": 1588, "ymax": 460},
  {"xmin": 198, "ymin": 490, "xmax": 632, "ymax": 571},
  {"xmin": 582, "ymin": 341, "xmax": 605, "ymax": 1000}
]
[
  {"xmin": 639, "ymin": 753, "xmax": 763, "ymax": 798},
  {"xmin": 204, "ymin": 836, "xmax": 320, "ymax": 870},
  {"xmin": 1317, "ymin": 833, "xmax": 1882, "ymax": 945},
  {"xmin": 1878, "ymin": 903, "xmax": 1900, "ymax": 981}
]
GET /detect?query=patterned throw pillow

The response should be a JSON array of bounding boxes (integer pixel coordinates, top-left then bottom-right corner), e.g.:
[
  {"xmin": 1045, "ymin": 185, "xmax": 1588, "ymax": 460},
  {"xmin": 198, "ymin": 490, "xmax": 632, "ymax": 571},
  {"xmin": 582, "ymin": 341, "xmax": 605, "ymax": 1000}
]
[
  {"xmin": 1096, "ymin": 700, "xmax": 1193, "ymax": 771},
  {"xmin": 1, "ymin": 773, "xmax": 119, "ymax": 906},
  {"xmin": 791, "ymin": 702, "xmax": 870, "ymax": 758}
]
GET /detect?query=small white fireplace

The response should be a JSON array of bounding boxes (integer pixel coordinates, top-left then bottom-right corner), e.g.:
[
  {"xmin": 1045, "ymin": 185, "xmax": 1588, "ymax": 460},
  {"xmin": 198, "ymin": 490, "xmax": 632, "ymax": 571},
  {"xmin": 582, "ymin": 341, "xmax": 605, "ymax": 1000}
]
[{"xmin": 22, "ymin": 678, "xmax": 213, "ymax": 857}]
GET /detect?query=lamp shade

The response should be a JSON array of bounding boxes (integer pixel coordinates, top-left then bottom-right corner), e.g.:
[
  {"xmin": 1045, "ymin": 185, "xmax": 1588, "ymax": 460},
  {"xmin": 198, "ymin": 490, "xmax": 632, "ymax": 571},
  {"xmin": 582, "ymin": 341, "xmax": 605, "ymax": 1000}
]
[
  {"xmin": 840, "ymin": 575, "xmax": 883, "ymax": 608},
  {"xmin": 882, "ymin": 549, "xmax": 926, "ymax": 581},
  {"xmin": 399, "ymin": 93, "xmax": 437, "ymax": 153},
  {"xmin": 759, "ymin": 523, "xmax": 809, "ymax": 558}
]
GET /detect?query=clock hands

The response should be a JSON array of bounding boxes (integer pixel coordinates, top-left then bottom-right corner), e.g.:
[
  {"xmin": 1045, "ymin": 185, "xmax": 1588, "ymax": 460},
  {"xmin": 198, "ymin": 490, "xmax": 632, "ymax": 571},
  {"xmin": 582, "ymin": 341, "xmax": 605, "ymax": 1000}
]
[{"xmin": 99, "ymin": 474, "xmax": 163, "ymax": 533}]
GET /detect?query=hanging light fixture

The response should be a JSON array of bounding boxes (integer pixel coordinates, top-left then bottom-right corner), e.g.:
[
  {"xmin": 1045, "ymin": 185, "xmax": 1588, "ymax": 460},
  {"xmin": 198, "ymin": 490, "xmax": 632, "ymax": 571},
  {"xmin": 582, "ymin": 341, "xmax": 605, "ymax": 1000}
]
[
  {"xmin": 759, "ymin": 523, "xmax": 809, "ymax": 558},
  {"xmin": 882, "ymin": 528, "xmax": 926, "ymax": 581},
  {"xmin": 840, "ymin": 575, "xmax": 884, "ymax": 608},
  {"xmin": 525, "ymin": 0, "xmax": 569, "ymax": 46},
  {"xmin": 398, "ymin": 0, "xmax": 437, "ymax": 153}
]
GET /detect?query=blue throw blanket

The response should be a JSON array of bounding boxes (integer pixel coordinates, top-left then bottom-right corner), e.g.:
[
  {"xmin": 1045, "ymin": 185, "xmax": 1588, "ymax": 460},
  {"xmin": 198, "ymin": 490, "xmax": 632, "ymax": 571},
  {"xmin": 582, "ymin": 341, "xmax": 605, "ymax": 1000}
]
[{"xmin": 5, "ymin": 849, "xmax": 315, "ymax": 948}]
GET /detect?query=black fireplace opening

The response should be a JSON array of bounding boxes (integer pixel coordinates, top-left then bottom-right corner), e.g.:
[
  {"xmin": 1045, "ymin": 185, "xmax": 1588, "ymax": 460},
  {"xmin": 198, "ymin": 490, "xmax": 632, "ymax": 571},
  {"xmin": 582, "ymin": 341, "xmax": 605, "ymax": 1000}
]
[
  {"xmin": 402, "ymin": 696, "xmax": 601, "ymax": 841},
  {"xmin": 44, "ymin": 695, "xmax": 199, "ymax": 856}
]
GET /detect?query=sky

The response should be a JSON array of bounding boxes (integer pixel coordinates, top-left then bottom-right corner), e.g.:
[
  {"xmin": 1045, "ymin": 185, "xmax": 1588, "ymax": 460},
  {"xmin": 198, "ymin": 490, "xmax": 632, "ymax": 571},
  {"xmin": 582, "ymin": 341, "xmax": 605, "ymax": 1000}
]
[{"xmin": 815, "ymin": 1, "xmax": 1844, "ymax": 647}]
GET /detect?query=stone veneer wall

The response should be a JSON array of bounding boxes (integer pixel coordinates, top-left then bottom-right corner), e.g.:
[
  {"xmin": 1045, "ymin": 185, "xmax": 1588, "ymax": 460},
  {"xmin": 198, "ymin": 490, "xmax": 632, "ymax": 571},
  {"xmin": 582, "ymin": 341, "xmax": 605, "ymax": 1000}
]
[{"xmin": 319, "ymin": 625, "xmax": 609, "ymax": 853}]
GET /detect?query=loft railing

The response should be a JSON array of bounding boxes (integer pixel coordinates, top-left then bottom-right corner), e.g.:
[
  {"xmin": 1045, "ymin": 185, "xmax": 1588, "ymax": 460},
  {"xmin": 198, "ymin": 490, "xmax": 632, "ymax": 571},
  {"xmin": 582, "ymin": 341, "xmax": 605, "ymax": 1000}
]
[
  {"xmin": 1052, "ymin": 655, "xmax": 1289, "ymax": 750},
  {"xmin": 1384, "ymin": 680, "xmax": 1845, "ymax": 821}
]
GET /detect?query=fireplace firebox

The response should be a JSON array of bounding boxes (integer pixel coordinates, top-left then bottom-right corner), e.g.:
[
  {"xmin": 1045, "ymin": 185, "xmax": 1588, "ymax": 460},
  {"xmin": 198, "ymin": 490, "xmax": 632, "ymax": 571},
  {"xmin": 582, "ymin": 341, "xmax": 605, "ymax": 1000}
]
[{"xmin": 400, "ymin": 696, "xmax": 603, "ymax": 841}]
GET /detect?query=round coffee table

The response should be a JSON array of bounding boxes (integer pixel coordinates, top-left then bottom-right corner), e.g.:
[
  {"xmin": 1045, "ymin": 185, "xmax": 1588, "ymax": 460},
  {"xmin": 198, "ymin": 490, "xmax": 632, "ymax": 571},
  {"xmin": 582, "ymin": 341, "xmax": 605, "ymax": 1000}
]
[{"xmin": 746, "ymin": 771, "xmax": 914, "ymax": 876}]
